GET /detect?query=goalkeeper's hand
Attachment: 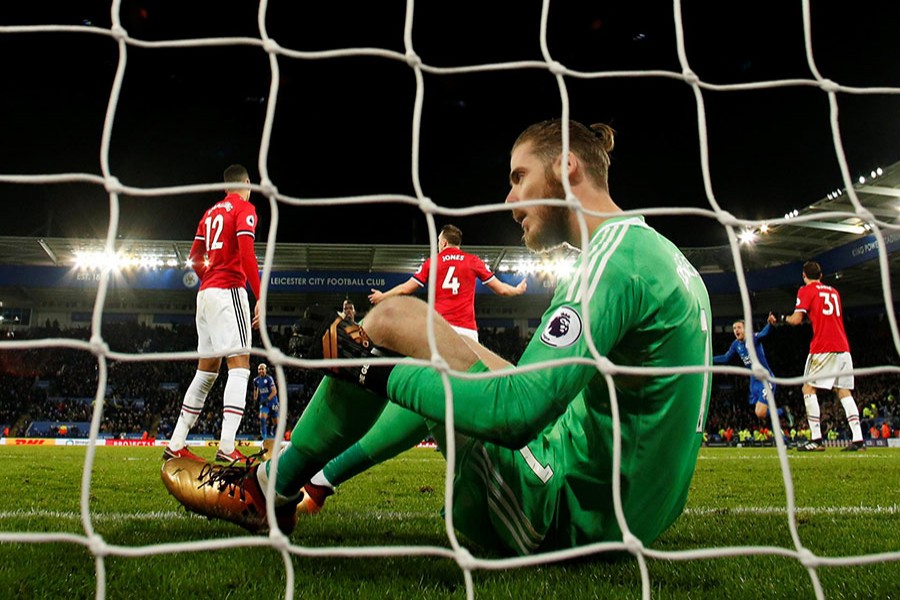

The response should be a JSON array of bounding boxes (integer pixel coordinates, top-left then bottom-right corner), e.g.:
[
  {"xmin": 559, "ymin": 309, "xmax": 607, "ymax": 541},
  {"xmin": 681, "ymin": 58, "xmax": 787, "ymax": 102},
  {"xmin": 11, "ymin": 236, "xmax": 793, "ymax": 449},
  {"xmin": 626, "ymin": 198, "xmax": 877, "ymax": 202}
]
[
  {"xmin": 292, "ymin": 304, "xmax": 391, "ymax": 394},
  {"xmin": 294, "ymin": 304, "xmax": 373, "ymax": 360}
]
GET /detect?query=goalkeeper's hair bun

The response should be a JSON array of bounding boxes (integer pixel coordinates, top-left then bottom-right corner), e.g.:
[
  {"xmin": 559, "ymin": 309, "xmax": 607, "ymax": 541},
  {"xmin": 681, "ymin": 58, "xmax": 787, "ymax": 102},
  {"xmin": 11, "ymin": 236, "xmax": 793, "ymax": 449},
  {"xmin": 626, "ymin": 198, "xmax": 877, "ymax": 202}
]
[{"xmin": 589, "ymin": 123, "xmax": 615, "ymax": 154}]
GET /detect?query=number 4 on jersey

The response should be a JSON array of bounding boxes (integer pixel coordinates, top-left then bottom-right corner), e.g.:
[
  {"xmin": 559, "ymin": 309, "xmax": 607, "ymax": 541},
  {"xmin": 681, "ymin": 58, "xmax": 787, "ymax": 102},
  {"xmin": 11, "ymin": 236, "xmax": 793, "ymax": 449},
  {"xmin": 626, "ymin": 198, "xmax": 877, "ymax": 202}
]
[{"xmin": 442, "ymin": 266, "xmax": 460, "ymax": 295}]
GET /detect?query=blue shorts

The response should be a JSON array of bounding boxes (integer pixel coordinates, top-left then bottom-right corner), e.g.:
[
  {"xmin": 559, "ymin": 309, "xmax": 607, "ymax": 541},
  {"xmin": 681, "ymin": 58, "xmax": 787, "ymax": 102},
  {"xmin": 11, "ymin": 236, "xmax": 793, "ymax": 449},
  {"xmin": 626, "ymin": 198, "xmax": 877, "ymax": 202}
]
[
  {"xmin": 749, "ymin": 380, "xmax": 775, "ymax": 406},
  {"xmin": 259, "ymin": 399, "xmax": 279, "ymax": 417}
]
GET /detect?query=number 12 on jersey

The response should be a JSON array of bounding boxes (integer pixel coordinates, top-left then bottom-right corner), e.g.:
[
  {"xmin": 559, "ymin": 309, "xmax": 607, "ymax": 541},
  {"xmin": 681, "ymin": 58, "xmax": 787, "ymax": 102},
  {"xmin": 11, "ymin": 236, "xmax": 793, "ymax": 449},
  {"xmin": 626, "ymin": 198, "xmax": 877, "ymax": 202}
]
[{"xmin": 204, "ymin": 214, "xmax": 224, "ymax": 251}]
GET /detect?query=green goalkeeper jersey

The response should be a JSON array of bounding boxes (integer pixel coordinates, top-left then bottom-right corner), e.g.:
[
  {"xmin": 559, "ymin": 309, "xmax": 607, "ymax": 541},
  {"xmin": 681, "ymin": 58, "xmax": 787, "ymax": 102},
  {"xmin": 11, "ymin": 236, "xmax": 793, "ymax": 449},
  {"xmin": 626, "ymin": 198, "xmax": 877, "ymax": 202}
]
[{"xmin": 387, "ymin": 215, "xmax": 712, "ymax": 554}]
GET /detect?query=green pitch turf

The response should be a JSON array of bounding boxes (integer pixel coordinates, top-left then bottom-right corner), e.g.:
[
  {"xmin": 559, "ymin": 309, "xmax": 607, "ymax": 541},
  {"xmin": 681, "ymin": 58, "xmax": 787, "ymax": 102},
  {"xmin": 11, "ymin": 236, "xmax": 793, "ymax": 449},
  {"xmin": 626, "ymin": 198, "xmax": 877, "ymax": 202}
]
[{"xmin": 0, "ymin": 446, "xmax": 898, "ymax": 599}]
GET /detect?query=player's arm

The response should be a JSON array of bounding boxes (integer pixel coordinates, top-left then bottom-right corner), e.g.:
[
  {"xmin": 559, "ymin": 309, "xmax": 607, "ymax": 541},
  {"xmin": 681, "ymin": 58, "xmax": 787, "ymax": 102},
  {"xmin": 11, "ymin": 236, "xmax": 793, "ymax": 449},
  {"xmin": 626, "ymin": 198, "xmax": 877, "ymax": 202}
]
[
  {"xmin": 389, "ymin": 341, "xmax": 593, "ymax": 449},
  {"xmin": 713, "ymin": 343, "xmax": 737, "ymax": 365},
  {"xmin": 269, "ymin": 378, "xmax": 278, "ymax": 399},
  {"xmin": 755, "ymin": 321, "xmax": 773, "ymax": 340},
  {"xmin": 369, "ymin": 278, "xmax": 420, "ymax": 305},
  {"xmin": 187, "ymin": 235, "xmax": 208, "ymax": 280},
  {"xmin": 484, "ymin": 276, "xmax": 528, "ymax": 296},
  {"xmin": 387, "ymin": 265, "xmax": 639, "ymax": 449},
  {"xmin": 237, "ymin": 234, "xmax": 261, "ymax": 300},
  {"xmin": 784, "ymin": 311, "xmax": 804, "ymax": 326}
]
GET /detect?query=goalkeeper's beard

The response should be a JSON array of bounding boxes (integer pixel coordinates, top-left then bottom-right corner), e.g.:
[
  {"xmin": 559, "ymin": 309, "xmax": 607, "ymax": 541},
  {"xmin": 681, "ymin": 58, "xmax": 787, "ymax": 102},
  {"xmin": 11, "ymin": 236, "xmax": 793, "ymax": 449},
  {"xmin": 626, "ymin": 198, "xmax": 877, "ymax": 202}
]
[{"xmin": 522, "ymin": 177, "xmax": 572, "ymax": 252}]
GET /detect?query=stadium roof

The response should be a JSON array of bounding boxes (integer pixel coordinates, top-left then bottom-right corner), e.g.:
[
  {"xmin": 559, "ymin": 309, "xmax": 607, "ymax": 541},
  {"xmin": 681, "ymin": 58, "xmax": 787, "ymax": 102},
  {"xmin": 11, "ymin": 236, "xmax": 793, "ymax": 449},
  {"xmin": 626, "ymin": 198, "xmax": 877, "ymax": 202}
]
[{"xmin": 1, "ymin": 160, "xmax": 898, "ymax": 315}]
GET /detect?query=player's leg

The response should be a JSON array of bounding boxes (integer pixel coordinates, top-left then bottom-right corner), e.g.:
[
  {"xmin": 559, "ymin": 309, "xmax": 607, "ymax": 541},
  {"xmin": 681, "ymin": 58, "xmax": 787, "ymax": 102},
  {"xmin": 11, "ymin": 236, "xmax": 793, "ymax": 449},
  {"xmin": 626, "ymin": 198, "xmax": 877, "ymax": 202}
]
[
  {"xmin": 163, "ymin": 297, "xmax": 494, "ymax": 531},
  {"xmin": 833, "ymin": 353, "xmax": 864, "ymax": 450},
  {"xmin": 165, "ymin": 289, "xmax": 220, "ymax": 461},
  {"xmin": 757, "ymin": 382, "xmax": 793, "ymax": 446},
  {"xmin": 837, "ymin": 387, "xmax": 864, "ymax": 450},
  {"xmin": 300, "ymin": 402, "xmax": 431, "ymax": 513},
  {"xmin": 166, "ymin": 357, "xmax": 220, "ymax": 460},
  {"xmin": 161, "ymin": 372, "xmax": 392, "ymax": 535},
  {"xmin": 430, "ymin": 397, "xmax": 591, "ymax": 556},
  {"xmin": 753, "ymin": 381, "xmax": 784, "ymax": 423},
  {"xmin": 797, "ymin": 354, "xmax": 826, "ymax": 451},
  {"xmin": 749, "ymin": 381, "xmax": 769, "ymax": 419},
  {"xmin": 296, "ymin": 310, "xmax": 514, "ymax": 514},
  {"xmin": 260, "ymin": 374, "xmax": 392, "ymax": 504},
  {"xmin": 337, "ymin": 403, "xmax": 430, "ymax": 483},
  {"xmin": 754, "ymin": 401, "xmax": 768, "ymax": 419},
  {"xmin": 269, "ymin": 403, "xmax": 279, "ymax": 438},
  {"xmin": 363, "ymin": 297, "xmax": 482, "ymax": 371},
  {"xmin": 214, "ymin": 288, "xmax": 253, "ymax": 462},
  {"xmin": 259, "ymin": 405, "xmax": 269, "ymax": 440},
  {"xmin": 216, "ymin": 351, "xmax": 251, "ymax": 461}
]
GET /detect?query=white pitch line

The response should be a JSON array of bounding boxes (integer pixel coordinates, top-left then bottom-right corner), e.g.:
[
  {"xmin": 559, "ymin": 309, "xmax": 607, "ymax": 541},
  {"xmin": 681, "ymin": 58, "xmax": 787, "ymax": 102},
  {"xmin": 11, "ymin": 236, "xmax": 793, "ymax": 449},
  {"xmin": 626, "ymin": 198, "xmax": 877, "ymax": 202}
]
[
  {"xmin": 2, "ymin": 505, "xmax": 898, "ymax": 525},
  {"xmin": 697, "ymin": 453, "xmax": 892, "ymax": 460},
  {"xmin": 684, "ymin": 505, "xmax": 900, "ymax": 516},
  {"xmin": 0, "ymin": 509, "xmax": 194, "ymax": 522},
  {"xmin": 0, "ymin": 508, "xmax": 438, "ymax": 523}
]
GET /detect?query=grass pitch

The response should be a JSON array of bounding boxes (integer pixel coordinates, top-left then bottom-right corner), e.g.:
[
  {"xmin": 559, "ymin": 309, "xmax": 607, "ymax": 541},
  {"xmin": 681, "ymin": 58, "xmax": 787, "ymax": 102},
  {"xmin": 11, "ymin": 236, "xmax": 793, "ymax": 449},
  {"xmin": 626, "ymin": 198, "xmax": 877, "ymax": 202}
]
[{"xmin": 1, "ymin": 445, "xmax": 898, "ymax": 599}]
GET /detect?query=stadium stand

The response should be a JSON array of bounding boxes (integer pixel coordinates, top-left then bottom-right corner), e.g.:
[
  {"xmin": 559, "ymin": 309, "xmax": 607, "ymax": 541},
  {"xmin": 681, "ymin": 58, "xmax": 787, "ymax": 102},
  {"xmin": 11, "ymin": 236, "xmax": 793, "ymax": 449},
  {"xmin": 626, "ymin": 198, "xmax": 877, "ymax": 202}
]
[{"xmin": 0, "ymin": 316, "xmax": 896, "ymax": 446}]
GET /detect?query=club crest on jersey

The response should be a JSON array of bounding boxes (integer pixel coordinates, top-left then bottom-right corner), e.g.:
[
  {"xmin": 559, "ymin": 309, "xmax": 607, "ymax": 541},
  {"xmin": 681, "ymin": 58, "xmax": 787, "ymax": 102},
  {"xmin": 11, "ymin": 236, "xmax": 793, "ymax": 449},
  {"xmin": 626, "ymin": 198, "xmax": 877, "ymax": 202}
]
[{"xmin": 540, "ymin": 306, "xmax": 583, "ymax": 348}]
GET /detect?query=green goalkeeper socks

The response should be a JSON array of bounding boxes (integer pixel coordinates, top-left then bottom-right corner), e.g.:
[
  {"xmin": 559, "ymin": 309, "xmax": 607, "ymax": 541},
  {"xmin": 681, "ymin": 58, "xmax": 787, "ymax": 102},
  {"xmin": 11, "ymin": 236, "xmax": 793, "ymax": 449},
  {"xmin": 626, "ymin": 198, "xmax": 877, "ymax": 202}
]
[
  {"xmin": 324, "ymin": 403, "xmax": 431, "ymax": 487},
  {"xmin": 271, "ymin": 375, "xmax": 388, "ymax": 499}
]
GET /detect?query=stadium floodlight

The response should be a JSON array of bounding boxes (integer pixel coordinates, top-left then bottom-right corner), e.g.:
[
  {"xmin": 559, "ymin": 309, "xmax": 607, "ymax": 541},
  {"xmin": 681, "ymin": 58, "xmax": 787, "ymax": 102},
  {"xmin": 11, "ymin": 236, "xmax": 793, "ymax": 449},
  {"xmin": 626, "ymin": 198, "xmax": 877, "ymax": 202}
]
[
  {"xmin": 759, "ymin": 223, "xmax": 769, "ymax": 234},
  {"xmin": 518, "ymin": 259, "xmax": 535, "ymax": 274},
  {"xmin": 877, "ymin": 167, "xmax": 884, "ymax": 176},
  {"xmin": 74, "ymin": 249, "xmax": 123, "ymax": 272},
  {"xmin": 859, "ymin": 175, "xmax": 866, "ymax": 184},
  {"xmin": 738, "ymin": 229, "xmax": 757, "ymax": 244},
  {"xmin": 551, "ymin": 257, "xmax": 576, "ymax": 277},
  {"xmin": 137, "ymin": 254, "xmax": 164, "ymax": 269}
]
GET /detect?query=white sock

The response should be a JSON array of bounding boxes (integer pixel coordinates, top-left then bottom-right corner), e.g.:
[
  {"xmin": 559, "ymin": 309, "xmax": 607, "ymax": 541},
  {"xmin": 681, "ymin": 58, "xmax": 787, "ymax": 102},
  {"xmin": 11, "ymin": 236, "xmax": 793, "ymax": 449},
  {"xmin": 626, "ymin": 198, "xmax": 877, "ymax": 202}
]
[
  {"xmin": 219, "ymin": 367, "xmax": 249, "ymax": 454},
  {"xmin": 840, "ymin": 395, "xmax": 864, "ymax": 443},
  {"xmin": 804, "ymin": 393, "xmax": 822, "ymax": 441},
  {"xmin": 257, "ymin": 460, "xmax": 302, "ymax": 507},
  {"xmin": 309, "ymin": 470, "xmax": 335, "ymax": 491},
  {"xmin": 169, "ymin": 370, "xmax": 218, "ymax": 450}
]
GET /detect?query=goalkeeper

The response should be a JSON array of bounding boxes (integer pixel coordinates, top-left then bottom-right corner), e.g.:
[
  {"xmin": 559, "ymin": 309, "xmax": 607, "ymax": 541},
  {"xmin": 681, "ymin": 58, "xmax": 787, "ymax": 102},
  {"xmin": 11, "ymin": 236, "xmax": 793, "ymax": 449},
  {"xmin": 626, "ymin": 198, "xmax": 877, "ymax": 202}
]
[{"xmin": 163, "ymin": 118, "xmax": 713, "ymax": 555}]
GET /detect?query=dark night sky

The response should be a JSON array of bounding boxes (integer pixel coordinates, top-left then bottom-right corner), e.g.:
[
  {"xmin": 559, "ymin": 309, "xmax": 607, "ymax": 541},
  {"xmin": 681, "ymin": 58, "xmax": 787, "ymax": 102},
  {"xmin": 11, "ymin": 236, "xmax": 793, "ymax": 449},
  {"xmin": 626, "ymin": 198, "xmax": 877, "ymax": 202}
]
[{"xmin": 1, "ymin": 1, "xmax": 898, "ymax": 249}]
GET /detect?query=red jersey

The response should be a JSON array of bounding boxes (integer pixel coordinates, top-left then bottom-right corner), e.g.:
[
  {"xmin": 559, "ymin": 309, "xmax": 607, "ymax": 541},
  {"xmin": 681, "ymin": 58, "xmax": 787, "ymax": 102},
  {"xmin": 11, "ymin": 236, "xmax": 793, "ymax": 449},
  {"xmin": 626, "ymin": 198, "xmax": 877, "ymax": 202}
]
[
  {"xmin": 190, "ymin": 193, "xmax": 260, "ymax": 297},
  {"xmin": 794, "ymin": 281, "xmax": 850, "ymax": 353},
  {"xmin": 412, "ymin": 247, "xmax": 495, "ymax": 330}
]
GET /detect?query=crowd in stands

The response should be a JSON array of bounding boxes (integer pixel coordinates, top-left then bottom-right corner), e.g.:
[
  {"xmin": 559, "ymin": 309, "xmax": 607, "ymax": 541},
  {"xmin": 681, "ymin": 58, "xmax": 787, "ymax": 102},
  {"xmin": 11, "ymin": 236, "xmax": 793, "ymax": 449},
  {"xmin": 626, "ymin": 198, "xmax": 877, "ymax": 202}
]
[
  {"xmin": 0, "ymin": 312, "xmax": 897, "ymax": 446},
  {"xmin": 0, "ymin": 321, "xmax": 317, "ymax": 441}
]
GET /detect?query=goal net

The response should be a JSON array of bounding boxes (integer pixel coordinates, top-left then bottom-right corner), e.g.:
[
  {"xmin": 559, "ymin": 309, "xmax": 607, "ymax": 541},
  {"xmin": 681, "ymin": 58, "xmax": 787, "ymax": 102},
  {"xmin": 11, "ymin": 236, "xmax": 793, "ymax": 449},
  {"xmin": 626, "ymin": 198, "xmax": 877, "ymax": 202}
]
[{"xmin": 1, "ymin": 1, "xmax": 899, "ymax": 599}]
